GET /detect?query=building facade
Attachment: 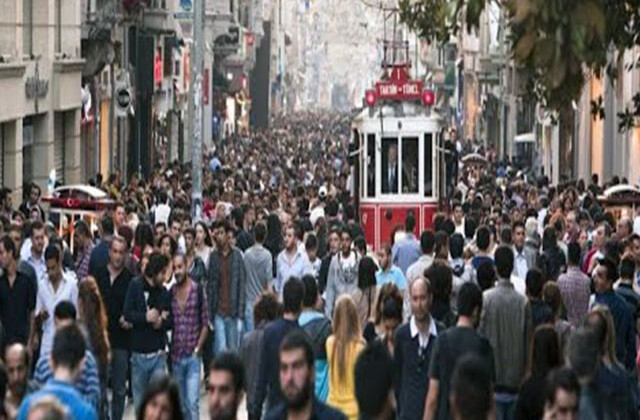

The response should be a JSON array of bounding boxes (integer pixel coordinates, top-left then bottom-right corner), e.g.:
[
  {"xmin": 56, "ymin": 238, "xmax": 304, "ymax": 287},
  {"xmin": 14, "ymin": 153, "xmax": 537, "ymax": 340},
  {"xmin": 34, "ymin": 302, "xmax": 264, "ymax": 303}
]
[{"xmin": 0, "ymin": 0, "xmax": 84, "ymax": 204}]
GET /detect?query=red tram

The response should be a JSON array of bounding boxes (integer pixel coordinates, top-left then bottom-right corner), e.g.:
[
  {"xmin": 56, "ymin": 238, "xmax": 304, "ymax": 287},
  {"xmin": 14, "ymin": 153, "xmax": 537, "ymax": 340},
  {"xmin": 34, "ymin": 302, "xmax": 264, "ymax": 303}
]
[{"xmin": 351, "ymin": 40, "xmax": 445, "ymax": 250}]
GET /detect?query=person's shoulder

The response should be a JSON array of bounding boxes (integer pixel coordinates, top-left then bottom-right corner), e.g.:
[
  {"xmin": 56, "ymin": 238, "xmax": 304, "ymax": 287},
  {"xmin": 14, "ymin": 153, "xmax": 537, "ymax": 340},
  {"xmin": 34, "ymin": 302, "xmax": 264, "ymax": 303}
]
[
  {"xmin": 264, "ymin": 403, "xmax": 287, "ymax": 420},
  {"xmin": 395, "ymin": 323, "xmax": 411, "ymax": 338},
  {"xmin": 316, "ymin": 400, "xmax": 348, "ymax": 420}
]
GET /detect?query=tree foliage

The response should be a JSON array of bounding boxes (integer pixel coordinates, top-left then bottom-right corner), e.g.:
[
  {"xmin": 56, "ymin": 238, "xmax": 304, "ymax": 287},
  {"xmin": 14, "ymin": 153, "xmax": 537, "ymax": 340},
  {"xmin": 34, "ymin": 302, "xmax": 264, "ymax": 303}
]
[{"xmin": 399, "ymin": 0, "xmax": 640, "ymax": 130}]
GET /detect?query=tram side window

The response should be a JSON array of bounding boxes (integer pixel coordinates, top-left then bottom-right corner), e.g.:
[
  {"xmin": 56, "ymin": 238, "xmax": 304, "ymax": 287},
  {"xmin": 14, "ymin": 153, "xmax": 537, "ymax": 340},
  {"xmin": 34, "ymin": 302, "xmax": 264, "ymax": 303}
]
[
  {"xmin": 402, "ymin": 137, "xmax": 419, "ymax": 193},
  {"xmin": 424, "ymin": 133, "xmax": 433, "ymax": 197},
  {"xmin": 381, "ymin": 137, "xmax": 399, "ymax": 194},
  {"xmin": 367, "ymin": 134, "xmax": 376, "ymax": 197}
]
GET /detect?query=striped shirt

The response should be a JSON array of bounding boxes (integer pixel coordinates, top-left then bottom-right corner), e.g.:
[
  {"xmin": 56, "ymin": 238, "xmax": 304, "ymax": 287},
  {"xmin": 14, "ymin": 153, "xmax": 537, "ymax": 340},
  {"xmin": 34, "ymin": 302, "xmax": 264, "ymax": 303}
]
[
  {"xmin": 171, "ymin": 281, "xmax": 208, "ymax": 364},
  {"xmin": 34, "ymin": 350, "xmax": 100, "ymax": 409}
]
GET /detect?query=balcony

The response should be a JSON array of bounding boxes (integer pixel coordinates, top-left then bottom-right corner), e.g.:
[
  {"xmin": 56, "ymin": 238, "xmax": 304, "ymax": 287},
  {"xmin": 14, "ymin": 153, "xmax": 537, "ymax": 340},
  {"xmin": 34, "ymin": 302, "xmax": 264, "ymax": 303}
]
[{"xmin": 142, "ymin": 0, "xmax": 176, "ymax": 33}]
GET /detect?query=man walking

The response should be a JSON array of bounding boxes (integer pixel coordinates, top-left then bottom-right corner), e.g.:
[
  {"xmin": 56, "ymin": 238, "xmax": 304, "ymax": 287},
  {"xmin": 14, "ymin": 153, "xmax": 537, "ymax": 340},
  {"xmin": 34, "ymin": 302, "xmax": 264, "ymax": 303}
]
[
  {"xmin": 264, "ymin": 331, "xmax": 347, "ymax": 420},
  {"xmin": 208, "ymin": 352, "xmax": 246, "ymax": 420},
  {"xmin": 17, "ymin": 324, "xmax": 97, "ymax": 420},
  {"xmin": 394, "ymin": 277, "xmax": 443, "ymax": 420},
  {"xmin": 276, "ymin": 224, "xmax": 312, "ymax": 295},
  {"xmin": 21, "ymin": 221, "xmax": 47, "ymax": 282},
  {"xmin": 124, "ymin": 252, "xmax": 173, "ymax": 410},
  {"xmin": 424, "ymin": 282, "xmax": 495, "ymax": 420},
  {"xmin": 0, "ymin": 236, "xmax": 36, "ymax": 346},
  {"xmin": 207, "ymin": 220, "xmax": 247, "ymax": 354},
  {"xmin": 479, "ymin": 246, "xmax": 531, "ymax": 420},
  {"xmin": 94, "ymin": 236, "xmax": 133, "ymax": 420},
  {"xmin": 393, "ymin": 215, "xmax": 421, "ymax": 275},
  {"xmin": 252, "ymin": 278, "xmax": 305, "ymax": 420},
  {"xmin": 243, "ymin": 222, "xmax": 273, "ymax": 332},
  {"xmin": 557, "ymin": 242, "xmax": 590, "ymax": 328},
  {"xmin": 325, "ymin": 227, "xmax": 359, "ymax": 318},
  {"xmin": 171, "ymin": 253, "xmax": 209, "ymax": 420}
]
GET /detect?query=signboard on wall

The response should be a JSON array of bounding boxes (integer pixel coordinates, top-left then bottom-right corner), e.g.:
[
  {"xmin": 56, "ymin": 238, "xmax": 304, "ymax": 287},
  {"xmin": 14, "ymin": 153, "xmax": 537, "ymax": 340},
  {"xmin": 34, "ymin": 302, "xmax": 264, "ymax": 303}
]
[{"xmin": 154, "ymin": 48, "xmax": 163, "ymax": 86}]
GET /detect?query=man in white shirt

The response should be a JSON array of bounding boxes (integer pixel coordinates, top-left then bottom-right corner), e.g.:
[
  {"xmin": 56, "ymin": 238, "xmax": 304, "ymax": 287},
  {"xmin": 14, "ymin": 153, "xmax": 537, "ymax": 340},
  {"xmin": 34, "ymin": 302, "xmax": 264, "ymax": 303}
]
[
  {"xmin": 31, "ymin": 245, "xmax": 78, "ymax": 360},
  {"xmin": 21, "ymin": 221, "xmax": 47, "ymax": 282}
]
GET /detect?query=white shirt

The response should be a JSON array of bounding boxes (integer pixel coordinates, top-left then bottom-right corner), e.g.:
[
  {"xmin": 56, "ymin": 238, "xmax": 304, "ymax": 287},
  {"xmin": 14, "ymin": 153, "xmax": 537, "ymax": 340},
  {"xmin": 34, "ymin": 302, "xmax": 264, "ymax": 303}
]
[
  {"xmin": 410, "ymin": 314, "xmax": 438, "ymax": 349},
  {"xmin": 22, "ymin": 247, "xmax": 47, "ymax": 282},
  {"xmin": 511, "ymin": 274, "xmax": 526, "ymax": 296},
  {"xmin": 35, "ymin": 270, "xmax": 79, "ymax": 359},
  {"xmin": 513, "ymin": 246, "xmax": 529, "ymax": 280},
  {"xmin": 154, "ymin": 203, "xmax": 171, "ymax": 226}
]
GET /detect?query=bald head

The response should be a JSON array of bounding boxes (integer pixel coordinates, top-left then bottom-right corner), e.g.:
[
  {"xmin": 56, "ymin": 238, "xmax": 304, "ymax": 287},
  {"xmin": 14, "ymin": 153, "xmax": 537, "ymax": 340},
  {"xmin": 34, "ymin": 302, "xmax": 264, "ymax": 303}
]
[{"xmin": 5, "ymin": 342, "xmax": 29, "ymax": 397}]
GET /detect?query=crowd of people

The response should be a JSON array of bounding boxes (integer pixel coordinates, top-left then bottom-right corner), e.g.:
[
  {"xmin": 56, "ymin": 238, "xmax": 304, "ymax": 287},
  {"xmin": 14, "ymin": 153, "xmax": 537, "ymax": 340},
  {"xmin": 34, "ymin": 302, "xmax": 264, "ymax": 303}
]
[{"xmin": 0, "ymin": 110, "xmax": 638, "ymax": 420}]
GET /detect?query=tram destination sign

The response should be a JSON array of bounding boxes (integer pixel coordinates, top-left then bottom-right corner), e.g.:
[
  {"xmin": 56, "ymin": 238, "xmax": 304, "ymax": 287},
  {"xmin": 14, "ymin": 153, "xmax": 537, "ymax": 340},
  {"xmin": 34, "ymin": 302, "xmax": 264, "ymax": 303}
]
[{"xmin": 375, "ymin": 79, "xmax": 423, "ymax": 101}]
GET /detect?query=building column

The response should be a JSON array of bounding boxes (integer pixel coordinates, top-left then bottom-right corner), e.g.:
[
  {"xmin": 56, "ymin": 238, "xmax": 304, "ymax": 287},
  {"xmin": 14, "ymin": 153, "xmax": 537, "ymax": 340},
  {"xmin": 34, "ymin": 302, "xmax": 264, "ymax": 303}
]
[
  {"xmin": 3, "ymin": 120, "xmax": 23, "ymax": 207},
  {"xmin": 32, "ymin": 112, "xmax": 54, "ymax": 191},
  {"xmin": 64, "ymin": 108, "xmax": 81, "ymax": 184}
]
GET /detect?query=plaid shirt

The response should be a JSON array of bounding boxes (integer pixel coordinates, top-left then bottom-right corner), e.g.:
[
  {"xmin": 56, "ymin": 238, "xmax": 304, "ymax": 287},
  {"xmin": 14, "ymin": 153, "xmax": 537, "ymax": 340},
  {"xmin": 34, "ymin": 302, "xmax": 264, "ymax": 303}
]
[
  {"xmin": 171, "ymin": 281, "xmax": 208, "ymax": 364},
  {"xmin": 75, "ymin": 243, "xmax": 93, "ymax": 282},
  {"xmin": 557, "ymin": 266, "xmax": 591, "ymax": 328}
]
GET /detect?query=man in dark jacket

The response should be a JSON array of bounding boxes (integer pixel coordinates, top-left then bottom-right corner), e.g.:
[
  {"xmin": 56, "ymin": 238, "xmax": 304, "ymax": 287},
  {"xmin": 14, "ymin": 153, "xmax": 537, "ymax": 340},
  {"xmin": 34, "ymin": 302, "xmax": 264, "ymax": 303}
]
[
  {"xmin": 252, "ymin": 278, "xmax": 304, "ymax": 420},
  {"xmin": 207, "ymin": 220, "xmax": 247, "ymax": 355},
  {"xmin": 123, "ymin": 252, "xmax": 172, "ymax": 411},
  {"xmin": 394, "ymin": 277, "xmax": 444, "ymax": 420}
]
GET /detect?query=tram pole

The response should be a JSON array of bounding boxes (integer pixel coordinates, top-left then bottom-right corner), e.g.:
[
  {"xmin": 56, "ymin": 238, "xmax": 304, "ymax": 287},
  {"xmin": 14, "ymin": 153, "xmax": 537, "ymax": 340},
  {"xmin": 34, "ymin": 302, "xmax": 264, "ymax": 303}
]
[{"xmin": 190, "ymin": 0, "xmax": 204, "ymax": 222}]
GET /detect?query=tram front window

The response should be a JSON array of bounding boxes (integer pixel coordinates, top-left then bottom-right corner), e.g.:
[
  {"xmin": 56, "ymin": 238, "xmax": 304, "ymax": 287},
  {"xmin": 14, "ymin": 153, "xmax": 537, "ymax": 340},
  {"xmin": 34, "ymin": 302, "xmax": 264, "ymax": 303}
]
[
  {"xmin": 402, "ymin": 137, "xmax": 419, "ymax": 193},
  {"xmin": 367, "ymin": 134, "xmax": 376, "ymax": 197},
  {"xmin": 424, "ymin": 133, "xmax": 433, "ymax": 197},
  {"xmin": 382, "ymin": 137, "xmax": 399, "ymax": 193}
]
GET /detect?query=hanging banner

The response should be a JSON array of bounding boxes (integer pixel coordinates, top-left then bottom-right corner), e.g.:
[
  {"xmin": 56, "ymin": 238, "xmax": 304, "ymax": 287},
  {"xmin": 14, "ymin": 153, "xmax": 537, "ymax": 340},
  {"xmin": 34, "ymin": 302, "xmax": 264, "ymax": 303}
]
[{"xmin": 154, "ymin": 48, "xmax": 163, "ymax": 86}]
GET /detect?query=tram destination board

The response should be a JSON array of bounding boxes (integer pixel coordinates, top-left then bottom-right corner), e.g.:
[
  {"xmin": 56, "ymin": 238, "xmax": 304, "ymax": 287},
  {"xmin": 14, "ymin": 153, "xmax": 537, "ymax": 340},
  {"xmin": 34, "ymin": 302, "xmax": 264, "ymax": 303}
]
[{"xmin": 375, "ymin": 79, "xmax": 423, "ymax": 101}]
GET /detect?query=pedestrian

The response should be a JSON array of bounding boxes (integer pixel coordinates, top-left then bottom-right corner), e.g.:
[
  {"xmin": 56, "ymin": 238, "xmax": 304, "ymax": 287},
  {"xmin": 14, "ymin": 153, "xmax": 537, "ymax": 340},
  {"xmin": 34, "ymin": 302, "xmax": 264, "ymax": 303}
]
[
  {"xmin": 424, "ymin": 262, "xmax": 456, "ymax": 328},
  {"xmin": 243, "ymin": 222, "xmax": 273, "ymax": 332},
  {"xmin": 252, "ymin": 277, "xmax": 304, "ymax": 420},
  {"xmin": 21, "ymin": 220, "xmax": 46, "ymax": 283},
  {"xmin": 208, "ymin": 352, "xmax": 245, "ymax": 420},
  {"xmin": 592, "ymin": 257, "xmax": 636, "ymax": 372},
  {"xmin": 89, "ymin": 216, "xmax": 115, "ymax": 277},
  {"xmin": 423, "ymin": 282, "xmax": 495, "ymax": 420},
  {"xmin": 318, "ymin": 228, "xmax": 340, "ymax": 294},
  {"xmin": 449, "ymin": 233, "xmax": 472, "ymax": 310},
  {"xmin": 448, "ymin": 354, "xmax": 493, "ymax": 420},
  {"xmin": 170, "ymin": 253, "xmax": 209, "ymax": 420},
  {"xmin": 137, "ymin": 374, "xmax": 184, "ymax": 420},
  {"xmin": 4, "ymin": 343, "xmax": 36, "ymax": 419},
  {"xmin": 240, "ymin": 292, "xmax": 280, "ymax": 420},
  {"xmin": 471, "ymin": 226, "xmax": 493, "ymax": 271},
  {"xmin": 394, "ymin": 277, "xmax": 443, "ymax": 420},
  {"xmin": 614, "ymin": 255, "xmax": 640, "ymax": 323},
  {"xmin": 362, "ymin": 283, "xmax": 402, "ymax": 345},
  {"xmin": 193, "ymin": 221, "xmax": 213, "ymax": 268},
  {"xmin": 18, "ymin": 324, "xmax": 97, "ymax": 420},
  {"xmin": 77, "ymin": 277, "xmax": 112, "ymax": 418},
  {"xmin": 299, "ymin": 274, "xmax": 332, "ymax": 403},
  {"xmin": 206, "ymin": 220, "xmax": 246, "ymax": 354},
  {"xmin": 376, "ymin": 244, "xmax": 407, "ymax": 291},
  {"xmin": 479, "ymin": 245, "xmax": 531, "ymax": 420},
  {"xmin": 512, "ymin": 220, "xmax": 537, "ymax": 282},
  {"xmin": 325, "ymin": 296, "xmax": 364, "ymax": 420},
  {"xmin": 541, "ymin": 226, "xmax": 566, "ymax": 281},
  {"xmin": 557, "ymin": 242, "xmax": 590, "ymax": 328},
  {"xmin": 525, "ymin": 268, "xmax": 553, "ymax": 328},
  {"xmin": 123, "ymin": 252, "xmax": 172, "ymax": 410},
  {"xmin": 406, "ymin": 230, "xmax": 435, "ymax": 284},
  {"xmin": 354, "ymin": 341, "xmax": 396, "ymax": 420},
  {"xmin": 325, "ymin": 227, "xmax": 359, "ymax": 318},
  {"xmin": 392, "ymin": 215, "xmax": 421, "ymax": 275},
  {"xmin": 276, "ymin": 224, "xmax": 312, "ymax": 295},
  {"xmin": 73, "ymin": 220, "xmax": 94, "ymax": 282},
  {"xmin": 93, "ymin": 236, "xmax": 134, "ymax": 420},
  {"xmin": 264, "ymin": 330, "xmax": 347, "ymax": 420},
  {"xmin": 515, "ymin": 326, "xmax": 562, "ymax": 420},
  {"xmin": 0, "ymin": 235, "xmax": 36, "ymax": 347},
  {"xmin": 351, "ymin": 256, "xmax": 377, "ymax": 329},
  {"xmin": 183, "ymin": 227, "xmax": 207, "ymax": 284},
  {"xmin": 31, "ymin": 245, "xmax": 79, "ymax": 360},
  {"xmin": 541, "ymin": 368, "xmax": 580, "ymax": 420},
  {"xmin": 33, "ymin": 301, "xmax": 101, "ymax": 409},
  {"xmin": 7, "ymin": 223, "xmax": 38, "ymax": 290}
]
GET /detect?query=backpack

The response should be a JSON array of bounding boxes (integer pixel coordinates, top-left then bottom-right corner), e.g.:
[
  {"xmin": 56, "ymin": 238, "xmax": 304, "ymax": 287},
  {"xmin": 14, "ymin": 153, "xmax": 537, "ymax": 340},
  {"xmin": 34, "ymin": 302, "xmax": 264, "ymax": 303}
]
[{"xmin": 302, "ymin": 317, "xmax": 332, "ymax": 360}]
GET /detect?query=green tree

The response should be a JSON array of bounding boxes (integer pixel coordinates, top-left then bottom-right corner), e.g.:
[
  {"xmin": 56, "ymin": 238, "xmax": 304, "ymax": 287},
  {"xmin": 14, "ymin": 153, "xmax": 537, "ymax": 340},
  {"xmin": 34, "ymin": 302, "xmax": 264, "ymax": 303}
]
[{"xmin": 399, "ymin": 0, "xmax": 640, "ymax": 130}]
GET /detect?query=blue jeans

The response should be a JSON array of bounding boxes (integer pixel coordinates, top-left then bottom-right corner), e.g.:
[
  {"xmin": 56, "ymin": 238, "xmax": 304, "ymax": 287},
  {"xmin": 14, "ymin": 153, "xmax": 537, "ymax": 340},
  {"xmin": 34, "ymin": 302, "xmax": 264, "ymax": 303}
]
[
  {"xmin": 495, "ymin": 393, "xmax": 517, "ymax": 420},
  {"xmin": 173, "ymin": 355, "xmax": 201, "ymax": 420},
  {"xmin": 110, "ymin": 348, "xmax": 129, "ymax": 420},
  {"xmin": 131, "ymin": 352, "xmax": 168, "ymax": 411},
  {"xmin": 213, "ymin": 315, "xmax": 239, "ymax": 355},
  {"xmin": 244, "ymin": 302, "xmax": 254, "ymax": 333}
]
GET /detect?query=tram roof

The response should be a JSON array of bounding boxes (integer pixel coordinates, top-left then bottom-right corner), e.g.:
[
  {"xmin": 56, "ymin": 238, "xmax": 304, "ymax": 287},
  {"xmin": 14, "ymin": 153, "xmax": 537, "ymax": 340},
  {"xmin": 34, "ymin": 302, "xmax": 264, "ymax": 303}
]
[{"xmin": 353, "ymin": 102, "xmax": 441, "ymax": 123}]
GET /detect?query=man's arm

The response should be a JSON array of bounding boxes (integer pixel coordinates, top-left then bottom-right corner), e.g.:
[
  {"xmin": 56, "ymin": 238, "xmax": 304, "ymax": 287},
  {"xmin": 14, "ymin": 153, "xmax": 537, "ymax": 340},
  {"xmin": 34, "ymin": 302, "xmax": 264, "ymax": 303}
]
[
  {"xmin": 251, "ymin": 327, "xmax": 269, "ymax": 420},
  {"xmin": 123, "ymin": 281, "xmax": 147, "ymax": 327},
  {"xmin": 238, "ymin": 253, "xmax": 247, "ymax": 319},
  {"xmin": 196, "ymin": 285, "xmax": 209, "ymax": 355},
  {"xmin": 325, "ymin": 259, "xmax": 337, "ymax": 318},
  {"xmin": 423, "ymin": 379, "xmax": 440, "ymax": 420}
]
